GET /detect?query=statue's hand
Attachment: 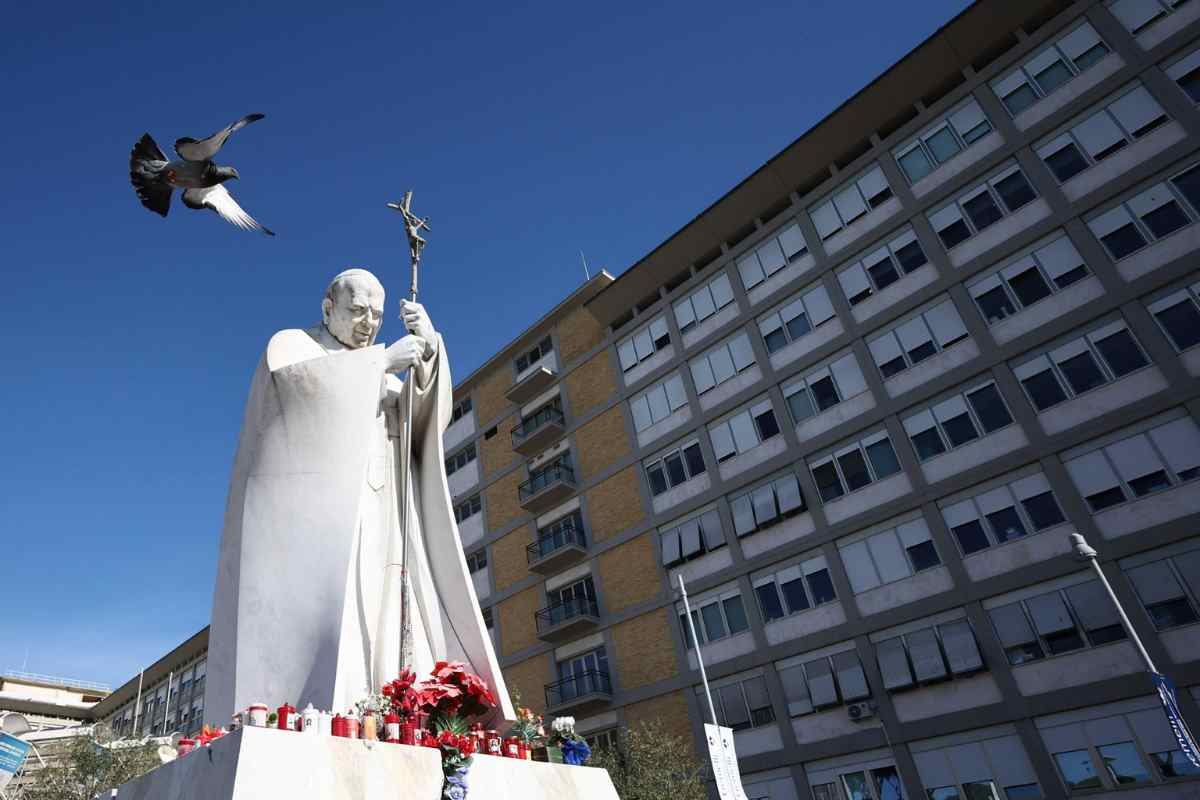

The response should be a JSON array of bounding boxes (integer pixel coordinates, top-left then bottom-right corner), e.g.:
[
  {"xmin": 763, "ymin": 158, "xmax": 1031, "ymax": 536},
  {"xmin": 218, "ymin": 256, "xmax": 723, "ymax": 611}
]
[
  {"xmin": 384, "ymin": 335, "xmax": 428, "ymax": 373},
  {"xmin": 400, "ymin": 300, "xmax": 436, "ymax": 348}
]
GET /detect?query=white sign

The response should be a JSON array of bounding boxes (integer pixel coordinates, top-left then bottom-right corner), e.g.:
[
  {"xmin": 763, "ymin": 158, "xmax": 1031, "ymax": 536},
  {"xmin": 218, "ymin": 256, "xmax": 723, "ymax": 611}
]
[{"xmin": 704, "ymin": 723, "xmax": 749, "ymax": 800}]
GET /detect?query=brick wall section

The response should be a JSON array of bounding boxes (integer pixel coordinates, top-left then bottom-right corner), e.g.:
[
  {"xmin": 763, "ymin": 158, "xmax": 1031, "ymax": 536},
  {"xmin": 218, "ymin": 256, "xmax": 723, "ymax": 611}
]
[
  {"xmin": 558, "ymin": 306, "xmax": 606, "ymax": 363},
  {"xmin": 492, "ymin": 523, "xmax": 534, "ymax": 592},
  {"xmin": 498, "ymin": 586, "xmax": 542, "ymax": 657},
  {"xmin": 501, "ymin": 654, "xmax": 552, "ymax": 716},
  {"xmin": 598, "ymin": 533, "xmax": 661, "ymax": 613},
  {"xmin": 474, "ymin": 365, "xmax": 513, "ymax": 429},
  {"xmin": 612, "ymin": 608, "xmax": 678, "ymax": 689},
  {"xmin": 481, "ymin": 412, "xmax": 518, "ymax": 477},
  {"xmin": 486, "ymin": 468, "xmax": 526, "ymax": 532},
  {"xmin": 575, "ymin": 406, "xmax": 630, "ymax": 480},
  {"xmin": 585, "ymin": 467, "xmax": 645, "ymax": 543},
  {"xmin": 623, "ymin": 690, "xmax": 694, "ymax": 745},
  {"xmin": 565, "ymin": 352, "xmax": 616, "ymax": 418}
]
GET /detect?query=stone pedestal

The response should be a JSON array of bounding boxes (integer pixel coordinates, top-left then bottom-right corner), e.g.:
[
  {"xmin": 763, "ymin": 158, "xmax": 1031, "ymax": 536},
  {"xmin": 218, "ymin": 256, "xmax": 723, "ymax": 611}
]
[{"xmin": 115, "ymin": 727, "xmax": 619, "ymax": 800}]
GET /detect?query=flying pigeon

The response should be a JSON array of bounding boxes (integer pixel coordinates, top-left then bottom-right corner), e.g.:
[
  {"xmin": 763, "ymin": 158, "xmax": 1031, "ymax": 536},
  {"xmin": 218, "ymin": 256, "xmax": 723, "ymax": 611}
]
[{"xmin": 128, "ymin": 113, "xmax": 274, "ymax": 236}]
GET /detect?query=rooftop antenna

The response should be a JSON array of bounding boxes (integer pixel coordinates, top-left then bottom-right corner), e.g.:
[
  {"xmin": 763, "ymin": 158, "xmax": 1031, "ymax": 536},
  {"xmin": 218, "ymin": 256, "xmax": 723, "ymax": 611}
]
[{"xmin": 580, "ymin": 250, "xmax": 591, "ymax": 281}]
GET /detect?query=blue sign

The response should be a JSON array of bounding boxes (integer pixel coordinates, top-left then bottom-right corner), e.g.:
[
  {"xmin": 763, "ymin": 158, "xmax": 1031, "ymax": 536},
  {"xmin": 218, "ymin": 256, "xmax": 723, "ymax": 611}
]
[
  {"xmin": 1153, "ymin": 672, "xmax": 1200, "ymax": 768},
  {"xmin": 0, "ymin": 732, "xmax": 32, "ymax": 785}
]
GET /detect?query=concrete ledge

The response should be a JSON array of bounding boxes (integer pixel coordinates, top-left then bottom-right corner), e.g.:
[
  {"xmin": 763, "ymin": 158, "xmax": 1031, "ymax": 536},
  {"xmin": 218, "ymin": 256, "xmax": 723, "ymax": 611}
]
[{"xmin": 116, "ymin": 727, "xmax": 618, "ymax": 800}]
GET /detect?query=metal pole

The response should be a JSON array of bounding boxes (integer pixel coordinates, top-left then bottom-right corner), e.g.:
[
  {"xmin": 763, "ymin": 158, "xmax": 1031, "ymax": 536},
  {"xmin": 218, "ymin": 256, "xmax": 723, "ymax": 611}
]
[
  {"xmin": 160, "ymin": 670, "xmax": 173, "ymax": 735},
  {"xmin": 131, "ymin": 670, "xmax": 143, "ymax": 733},
  {"xmin": 678, "ymin": 575, "xmax": 719, "ymax": 727},
  {"xmin": 1070, "ymin": 533, "xmax": 1158, "ymax": 673}
]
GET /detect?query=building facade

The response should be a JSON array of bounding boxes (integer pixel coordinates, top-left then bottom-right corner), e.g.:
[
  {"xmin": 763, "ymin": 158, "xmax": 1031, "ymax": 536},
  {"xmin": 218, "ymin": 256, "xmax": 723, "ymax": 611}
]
[
  {"xmin": 91, "ymin": 2, "xmax": 1200, "ymax": 798},
  {"xmin": 444, "ymin": 1, "xmax": 1200, "ymax": 799}
]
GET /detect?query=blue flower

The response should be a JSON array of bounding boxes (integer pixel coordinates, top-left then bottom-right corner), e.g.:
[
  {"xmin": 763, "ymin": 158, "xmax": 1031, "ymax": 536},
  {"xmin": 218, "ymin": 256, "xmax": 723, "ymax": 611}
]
[{"xmin": 562, "ymin": 739, "xmax": 591, "ymax": 766}]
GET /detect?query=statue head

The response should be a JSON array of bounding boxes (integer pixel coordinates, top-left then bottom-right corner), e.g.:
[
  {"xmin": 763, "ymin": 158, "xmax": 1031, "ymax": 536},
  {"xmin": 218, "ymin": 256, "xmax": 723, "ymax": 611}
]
[{"xmin": 322, "ymin": 268, "xmax": 385, "ymax": 349}]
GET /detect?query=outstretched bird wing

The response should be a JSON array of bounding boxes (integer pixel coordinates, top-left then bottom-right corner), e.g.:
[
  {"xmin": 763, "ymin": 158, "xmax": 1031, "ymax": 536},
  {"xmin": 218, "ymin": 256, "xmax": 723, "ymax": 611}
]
[
  {"xmin": 174, "ymin": 113, "xmax": 265, "ymax": 161},
  {"xmin": 182, "ymin": 185, "xmax": 275, "ymax": 236}
]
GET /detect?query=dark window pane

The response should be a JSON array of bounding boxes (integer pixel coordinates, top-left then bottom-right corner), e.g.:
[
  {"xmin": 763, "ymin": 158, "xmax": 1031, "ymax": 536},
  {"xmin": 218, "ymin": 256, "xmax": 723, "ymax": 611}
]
[
  {"xmin": 1153, "ymin": 750, "xmax": 1200, "ymax": 778},
  {"xmin": 648, "ymin": 464, "xmax": 668, "ymax": 495},
  {"xmin": 764, "ymin": 328, "xmax": 788, "ymax": 353},
  {"xmin": 977, "ymin": 285, "xmax": 1017, "ymax": 323},
  {"xmin": 880, "ymin": 355, "xmax": 908, "ymax": 378},
  {"xmin": 1022, "ymin": 369, "xmax": 1067, "ymax": 410},
  {"xmin": 942, "ymin": 412, "xmax": 980, "ymax": 448},
  {"xmin": 1101, "ymin": 223, "xmax": 1147, "ymax": 259},
  {"xmin": 967, "ymin": 384, "xmax": 1013, "ymax": 432},
  {"xmin": 895, "ymin": 240, "xmax": 928, "ymax": 272},
  {"xmin": 755, "ymin": 583, "xmax": 785, "ymax": 622},
  {"xmin": 1141, "ymin": 200, "xmax": 1190, "ymax": 238},
  {"xmin": 1093, "ymin": 137, "xmax": 1128, "ymax": 161},
  {"xmin": 786, "ymin": 313, "xmax": 812, "ymax": 341},
  {"xmin": 847, "ymin": 286, "xmax": 873, "ymax": 305},
  {"xmin": 926, "ymin": 126, "xmax": 962, "ymax": 163},
  {"xmin": 1087, "ymin": 486, "xmax": 1127, "ymax": 511},
  {"xmin": 1003, "ymin": 84, "xmax": 1039, "ymax": 115},
  {"xmin": 664, "ymin": 453, "xmax": 687, "ymax": 486},
  {"xmin": 866, "ymin": 186, "xmax": 893, "ymax": 208},
  {"xmin": 808, "ymin": 569, "xmax": 837, "ymax": 604},
  {"xmin": 780, "ymin": 578, "xmax": 811, "ymax": 614},
  {"xmin": 1094, "ymin": 329, "xmax": 1148, "ymax": 377},
  {"xmin": 1007, "ymin": 641, "xmax": 1044, "ymax": 665},
  {"xmin": 1128, "ymin": 469, "xmax": 1172, "ymax": 496},
  {"xmin": 701, "ymin": 603, "xmax": 727, "ymax": 641},
  {"xmin": 838, "ymin": 449, "xmax": 872, "ymax": 491},
  {"xmin": 1054, "ymin": 750, "xmax": 1102, "ymax": 791},
  {"xmin": 1058, "ymin": 350, "xmax": 1107, "ymax": 394},
  {"xmin": 1087, "ymin": 624, "xmax": 1126, "ymax": 645},
  {"xmin": 953, "ymin": 520, "xmax": 991, "ymax": 554},
  {"xmin": 907, "ymin": 540, "xmax": 941, "ymax": 571},
  {"xmin": 899, "ymin": 147, "xmax": 934, "ymax": 183},
  {"xmin": 908, "ymin": 341, "xmax": 938, "ymax": 364},
  {"xmin": 813, "ymin": 462, "xmax": 845, "ymax": 502},
  {"xmin": 1043, "ymin": 628, "xmax": 1086, "ymax": 654},
  {"xmin": 939, "ymin": 219, "xmax": 973, "ymax": 249},
  {"xmin": 1171, "ymin": 165, "xmax": 1200, "ymax": 212},
  {"xmin": 1155, "ymin": 300, "xmax": 1200, "ymax": 350},
  {"xmin": 912, "ymin": 428, "xmax": 947, "ymax": 460},
  {"xmin": 1054, "ymin": 264, "xmax": 1089, "ymax": 288},
  {"xmin": 755, "ymin": 409, "xmax": 781, "ymax": 441},
  {"xmin": 1045, "ymin": 142, "xmax": 1088, "ymax": 182},
  {"xmin": 866, "ymin": 438, "xmax": 901, "ymax": 478},
  {"xmin": 788, "ymin": 387, "xmax": 817, "ymax": 421},
  {"xmin": 810, "ymin": 377, "xmax": 840, "ymax": 411},
  {"xmin": 985, "ymin": 506, "xmax": 1028, "ymax": 543},
  {"xmin": 995, "ymin": 171, "xmax": 1037, "ymax": 212},
  {"xmin": 1022, "ymin": 491, "xmax": 1065, "ymax": 529},
  {"xmin": 1179, "ymin": 68, "xmax": 1200, "ymax": 103},
  {"xmin": 867, "ymin": 255, "xmax": 900, "ymax": 290},
  {"xmin": 964, "ymin": 190, "xmax": 1004, "ymax": 230},
  {"xmin": 1009, "ymin": 267, "xmax": 1053, "ymax": 307},
  {"xmin": 683, "ymin": 443, "xmax": 706, "ymax": 477},
  {"xmin": 1097, "ymin": 742, "xmax": 1150, "ymax": 785},
  {"xmin": 724, "ymin": 596, "xmax": 749, "ymax": 633},
  {"xmin": 962, "ymin": 120, "xmax": 992, "ymax": 145},
  {"xmin": 1073, "ymin": 42, "xmax": 1110, "ymax": 71},
  {"xmin": 1035, "ymin": 59, "xmax": 1072, "ymax": 94}
]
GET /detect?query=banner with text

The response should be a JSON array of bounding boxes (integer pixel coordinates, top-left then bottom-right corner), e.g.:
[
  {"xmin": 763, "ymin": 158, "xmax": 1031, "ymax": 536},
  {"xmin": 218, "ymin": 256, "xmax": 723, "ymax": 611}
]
[
  {"xmin": 705, "ymin": 723, "xmax": 749, "ymax": 800},
  {"xmin": 0, "ymin": 732, "xmax": 32, "ymax": 789},
  {"xmin": 1153, "ymin": 672, "xmax": 1200, "ymax": 768}
]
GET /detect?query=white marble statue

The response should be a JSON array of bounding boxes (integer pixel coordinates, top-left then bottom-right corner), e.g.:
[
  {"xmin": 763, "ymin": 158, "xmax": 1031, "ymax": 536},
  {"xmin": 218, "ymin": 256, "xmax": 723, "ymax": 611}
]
[{"xmin": 205, "ymin": 268, "xmax": 514, "ymax": 724}]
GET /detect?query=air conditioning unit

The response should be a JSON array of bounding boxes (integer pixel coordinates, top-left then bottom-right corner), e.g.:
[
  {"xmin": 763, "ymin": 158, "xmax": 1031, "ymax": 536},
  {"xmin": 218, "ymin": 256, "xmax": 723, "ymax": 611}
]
[{"xmin": 846, "ymin": 701, "xmax": 877, "ymax": 722}]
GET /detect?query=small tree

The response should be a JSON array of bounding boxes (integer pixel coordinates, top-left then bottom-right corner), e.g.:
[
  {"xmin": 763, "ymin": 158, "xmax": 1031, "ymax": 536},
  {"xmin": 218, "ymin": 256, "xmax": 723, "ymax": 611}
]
[
  {"xmin": 590, "ymin": 719, "xmax": 707, "ymax": 800},
  {"xmin": 22, "ymin": 729, "xmax": 159, "ymax": 800}
]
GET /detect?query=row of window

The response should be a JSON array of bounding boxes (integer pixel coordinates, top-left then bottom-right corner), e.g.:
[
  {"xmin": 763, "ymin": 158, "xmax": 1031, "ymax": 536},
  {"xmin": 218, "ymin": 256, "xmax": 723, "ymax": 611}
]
[{"xmin": 445, "ymin": 442, "xmax": 477, "ymax": 476}]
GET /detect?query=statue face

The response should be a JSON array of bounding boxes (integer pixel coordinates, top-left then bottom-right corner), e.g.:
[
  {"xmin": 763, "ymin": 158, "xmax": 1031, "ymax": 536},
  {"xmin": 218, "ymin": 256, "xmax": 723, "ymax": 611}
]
[{"xmin": 323, "ymin": 274, "xmax": 384, "ymax": 349}]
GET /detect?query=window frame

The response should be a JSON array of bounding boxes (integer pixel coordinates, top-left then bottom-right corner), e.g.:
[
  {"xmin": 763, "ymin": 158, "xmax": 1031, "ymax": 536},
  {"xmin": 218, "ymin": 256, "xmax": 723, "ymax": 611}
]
[
  {"xmin": 927, "ymin": 162, "xmax": 1040, "ymax": 252},
  {"xmin": 809, "ymin": 431, "xmax": 902, "ymax": 503},
  {"xmin": 988, "ymin": 580, "xmax": 1127, "ymax": 667},
  {"xmin": 839, "ymin": 518, "xmax": 943, "ymax": 594},
  {"xmin": 1147, "ymin": 280, "xmax": 1200, "ymax": 353},
  {"xmin": 967, "ymin": 233, "xmax": 1090, "ymax": 326},
  {"xmin": 514, "ymin": 336, "xmax": 553, "ymax": 374},
  {"xmin": 867, "ymin": 299, "xmax": 970, "ymax": 380},
  {"xmin": 1087, "ymin": 162, "xmax": 1200, "ymax": 262},
  {"xmin": 903, "ymin": 379, "xmax": 1016, "ymax": 463},
  {"xmin": 991, "ymin": 21, "xmax": 1112, "ymax": 117},
  {"xmin": 837, "ymin": 226, "xmax": 930, "ymax": 307},
  {"xmin": 753, "ymin": 555, "xmax": 838, "ymax": 624},
  {"xmin": 757, "ymin": 281, "xmax": 838, "ymax": 355},
  {"xmin": 453, "ymin": 494, "xmax": 482, "ymax": 523},
  {"xmin": 679, "ymin": 588, "xmax": 750, "ymax": 648},
  {"xmin": 736, "ymin": 220, "xmax": 811, "ymax": 291},
  {"xmin": 940, "ymin": 472, "xmax": 1067, "ymax": 557},
  {"xmin": 644, "ymin": 439, "xmax": 707, "ymax": 497},
  {"xmin": 660, "ymin": 507, "xmax": 726, "ymax": 568},
  {"xmin": 893, "ymin": 97, "xmax": 994, "ymax": 184},
  {"xmin": 808, "ymin": 164, "xmax": 895, "ymax": 241},
  {"xmin": 690, "ymin": 331, "xmax": 758, "ymax": 394},
  {"xmin": 674, "ymin": 271, "xmax": 737, "ymax": 334},
  {"xmin": 445, "ymin": 442, "xmax": 478, "ymax": 476},
  {"xmin": 630, "ymin": 373, "xmax": 689, "ymax": 432},
  {"xmin": 617, "ymin": 315, "xmax": 672, "ymax": 373}
]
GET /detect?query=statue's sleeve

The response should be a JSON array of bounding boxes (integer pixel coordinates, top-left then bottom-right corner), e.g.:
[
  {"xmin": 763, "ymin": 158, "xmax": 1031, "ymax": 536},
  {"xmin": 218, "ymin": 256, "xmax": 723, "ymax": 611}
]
[{"xmin": 406, "ymin": 332, "xmax": 453, "ymax": 439}]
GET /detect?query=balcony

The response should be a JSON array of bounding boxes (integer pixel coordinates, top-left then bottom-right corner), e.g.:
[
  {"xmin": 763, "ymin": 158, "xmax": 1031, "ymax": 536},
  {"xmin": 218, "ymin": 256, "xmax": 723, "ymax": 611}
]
[
  {"xmin": 535, "ymin": 596, "xmax": 601, "ymax": 642},
  {"xmin": 518, "ymin": 462, "xmax": 576, "ymax": 513},
  {"xmin": 511, "ymin": 405, "xmax": 566, "ymax": 456},
  {"xmin": 544, "ymin": 669, "xmax": 612, "ymax": 715},
  {"xmin": 505, "ymin": 353, "xmax": 559, "ymax": 404},
  {"xmin": 526, "ymin": 523, "xmax": 587, "ymax": 574}
]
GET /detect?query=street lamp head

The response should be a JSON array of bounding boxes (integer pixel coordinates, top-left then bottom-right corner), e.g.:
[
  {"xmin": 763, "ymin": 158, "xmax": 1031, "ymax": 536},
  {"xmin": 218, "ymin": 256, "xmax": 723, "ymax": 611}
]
[{"xmin": 1070, "ymin": 532, "xmax": 1098, "ymax": 561}]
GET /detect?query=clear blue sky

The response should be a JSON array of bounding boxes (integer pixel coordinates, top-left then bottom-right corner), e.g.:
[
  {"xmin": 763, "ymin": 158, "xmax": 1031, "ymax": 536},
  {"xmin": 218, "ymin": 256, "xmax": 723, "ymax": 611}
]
[{"xmin": 0, "ymin": 0, "xmax": 972, "ymax": 689}]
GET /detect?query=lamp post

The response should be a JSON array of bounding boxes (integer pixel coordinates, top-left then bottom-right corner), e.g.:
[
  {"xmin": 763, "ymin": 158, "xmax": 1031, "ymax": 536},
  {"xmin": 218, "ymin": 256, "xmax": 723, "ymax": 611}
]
[
  {"xmin": 1069, "ymin": 532, "xmax": 1200, "ymax": 767},
  {"xmin": 1069, "ymin": 533, "xmax": 1158, "ymax": 672}
]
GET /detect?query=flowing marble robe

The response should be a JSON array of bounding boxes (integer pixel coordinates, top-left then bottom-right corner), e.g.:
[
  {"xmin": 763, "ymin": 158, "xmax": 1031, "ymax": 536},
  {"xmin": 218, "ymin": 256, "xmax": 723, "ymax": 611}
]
[{"xmin": 204, "ymin": 327, "xmax": 514, "ymax": 724}]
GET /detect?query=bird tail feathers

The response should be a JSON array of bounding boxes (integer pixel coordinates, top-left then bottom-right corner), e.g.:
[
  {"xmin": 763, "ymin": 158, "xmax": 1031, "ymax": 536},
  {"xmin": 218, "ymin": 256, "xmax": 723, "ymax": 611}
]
[{"xmin": 129, "ymin": 133, "xmax": 172, "ymax": 217}]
